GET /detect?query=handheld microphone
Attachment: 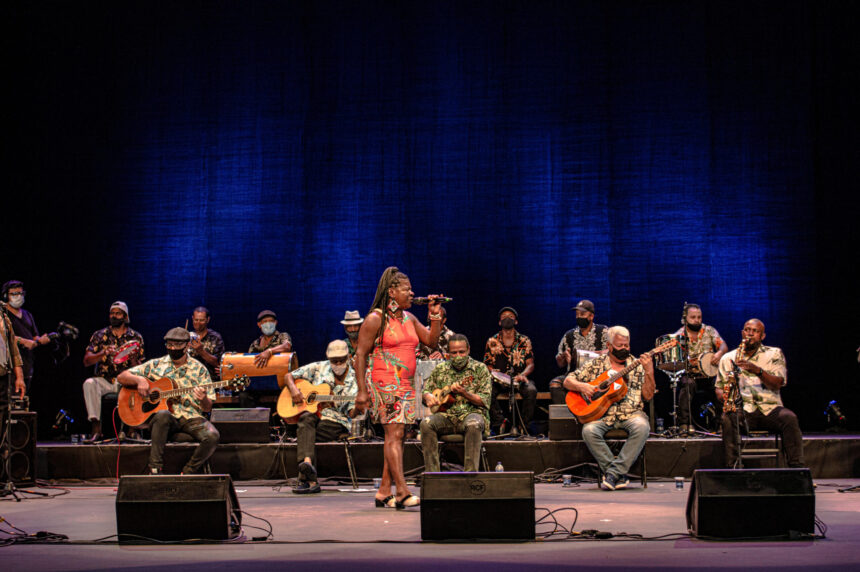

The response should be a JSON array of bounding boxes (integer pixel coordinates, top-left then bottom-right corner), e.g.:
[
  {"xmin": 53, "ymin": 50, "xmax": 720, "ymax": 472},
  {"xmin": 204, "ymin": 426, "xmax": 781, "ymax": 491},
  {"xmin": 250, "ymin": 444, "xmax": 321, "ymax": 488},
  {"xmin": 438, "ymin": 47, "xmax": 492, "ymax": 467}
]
[{"xmin": 412, "ymin": 296, "xmax": 453, "ymax": 305}]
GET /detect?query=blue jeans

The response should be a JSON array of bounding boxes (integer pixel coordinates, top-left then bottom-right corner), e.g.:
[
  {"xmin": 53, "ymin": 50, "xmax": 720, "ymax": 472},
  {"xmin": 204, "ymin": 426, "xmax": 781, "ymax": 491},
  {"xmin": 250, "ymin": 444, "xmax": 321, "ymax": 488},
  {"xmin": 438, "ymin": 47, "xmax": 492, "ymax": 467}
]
[{"xmin": 582, "ymin": 412, "xmax": 649, "ymax": 479}]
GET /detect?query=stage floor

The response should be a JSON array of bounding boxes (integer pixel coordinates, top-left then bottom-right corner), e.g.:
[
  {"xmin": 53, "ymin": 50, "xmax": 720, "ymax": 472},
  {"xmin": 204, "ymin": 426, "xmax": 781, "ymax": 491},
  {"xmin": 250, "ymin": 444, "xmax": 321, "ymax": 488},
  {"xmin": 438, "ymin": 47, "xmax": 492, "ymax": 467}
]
[{"xmin": 2, "ymin": 479, "xmax": 858, "ymax": 571}]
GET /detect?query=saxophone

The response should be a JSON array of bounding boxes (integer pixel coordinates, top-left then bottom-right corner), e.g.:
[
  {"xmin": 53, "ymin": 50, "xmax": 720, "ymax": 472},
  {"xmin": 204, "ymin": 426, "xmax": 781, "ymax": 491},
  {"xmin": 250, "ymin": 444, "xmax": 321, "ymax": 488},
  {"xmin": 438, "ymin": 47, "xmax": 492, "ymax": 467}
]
[{"xmin": 722, "ymin": 339, "xmax": 747, "ymax": 414}]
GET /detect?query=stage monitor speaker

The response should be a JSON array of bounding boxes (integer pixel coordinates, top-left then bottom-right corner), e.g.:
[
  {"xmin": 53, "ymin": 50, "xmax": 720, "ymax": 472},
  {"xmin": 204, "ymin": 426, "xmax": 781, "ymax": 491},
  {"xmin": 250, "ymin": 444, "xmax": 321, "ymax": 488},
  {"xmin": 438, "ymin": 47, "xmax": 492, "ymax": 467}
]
[
  {"xmin": 686, "ymin": 468, "xmax": 814, "ymax": 538},
  {"xmin": 421, "ymin": 471, "xmax": 535, "ymax": 541},
  {"xmin": 1, "ymin": 411, "xmax": 37, "ymax": 485},
  {"xmin": 210, "ymin": 408, "xmax": 270, "ymax": 443},
  {"xmin": 116, "ymin": 474, "xmax": 242, "ymax": 541},
  {"xmin": 548, "ymin": 404, "xmax": 582, "ymax": 440}
]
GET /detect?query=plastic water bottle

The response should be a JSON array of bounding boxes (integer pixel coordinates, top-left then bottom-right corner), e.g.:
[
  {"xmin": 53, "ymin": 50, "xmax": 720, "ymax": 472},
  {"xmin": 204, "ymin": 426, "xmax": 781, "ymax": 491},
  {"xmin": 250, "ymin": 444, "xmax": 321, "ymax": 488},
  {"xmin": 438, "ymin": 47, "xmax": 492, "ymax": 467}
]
[{"xmin": 495, "ymin": 461, "xmax": 504, "ymax": 472}]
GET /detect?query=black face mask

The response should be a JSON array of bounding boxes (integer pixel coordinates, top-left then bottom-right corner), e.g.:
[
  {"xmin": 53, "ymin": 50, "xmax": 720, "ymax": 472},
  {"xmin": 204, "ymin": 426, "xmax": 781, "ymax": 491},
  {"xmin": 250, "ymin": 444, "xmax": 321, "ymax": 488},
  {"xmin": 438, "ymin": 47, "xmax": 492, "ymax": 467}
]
[
  {"xmin": 687, "ymin": 322, "xmax": 702, "ymax": 332},
  {"xmin": 576, "ymin": 317, "xmax": 590, "ymax": 329},
  {"xmin": 167, "ymin": 347, "xmax": 186, "ymax": 361},
  {"xmin": 611, "ymin": 347, "xmax": 630, "ymax": 361},
  {"xmin": 109, "ymin": 317, "xmax": 124, "ymax": 328},
  {"xmin": 500, "ymin": 317, "xmax": 516, "ymax": 330}
]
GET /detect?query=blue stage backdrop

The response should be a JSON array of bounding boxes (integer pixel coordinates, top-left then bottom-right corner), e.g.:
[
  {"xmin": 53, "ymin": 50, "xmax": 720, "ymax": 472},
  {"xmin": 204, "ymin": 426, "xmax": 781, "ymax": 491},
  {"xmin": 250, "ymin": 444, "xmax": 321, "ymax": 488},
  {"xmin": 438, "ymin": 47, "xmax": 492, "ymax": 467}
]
[{"xmin": 8, "ymin": 1, "xmax": 859, "ymax": 431}]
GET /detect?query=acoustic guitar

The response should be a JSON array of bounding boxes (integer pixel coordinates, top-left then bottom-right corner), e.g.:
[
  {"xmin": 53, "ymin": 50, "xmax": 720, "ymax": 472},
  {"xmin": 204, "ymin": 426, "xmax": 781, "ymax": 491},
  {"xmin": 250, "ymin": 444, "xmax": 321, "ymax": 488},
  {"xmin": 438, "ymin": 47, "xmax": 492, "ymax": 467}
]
[
  {"xmin": 277, "ymin": 379, "xmax": 355, "ymax": 423},
  {"xmin": 565, "ymin": 339, "xmax": 677, "ymax": 423},
  {"xmin": 118, "ymin": 375, "xmax": 249, "ymax": 427}
]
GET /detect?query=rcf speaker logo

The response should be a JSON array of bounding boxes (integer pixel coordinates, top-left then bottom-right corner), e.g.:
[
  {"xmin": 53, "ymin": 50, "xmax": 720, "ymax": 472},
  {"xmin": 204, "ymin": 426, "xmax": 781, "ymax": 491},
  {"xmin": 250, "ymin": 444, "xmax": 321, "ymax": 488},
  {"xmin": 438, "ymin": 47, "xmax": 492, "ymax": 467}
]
[{"xmin": 469, "ymin": 480, "xmax": 486, "ymax": 496}]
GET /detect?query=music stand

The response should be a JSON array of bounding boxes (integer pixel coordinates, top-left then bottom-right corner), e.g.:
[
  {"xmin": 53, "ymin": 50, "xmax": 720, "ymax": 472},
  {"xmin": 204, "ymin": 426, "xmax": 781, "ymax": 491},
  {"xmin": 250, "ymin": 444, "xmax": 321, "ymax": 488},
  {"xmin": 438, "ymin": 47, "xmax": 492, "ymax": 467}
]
[{"xmin": 489, "ymin": 370, "xmax": 529, "ymax": 440}]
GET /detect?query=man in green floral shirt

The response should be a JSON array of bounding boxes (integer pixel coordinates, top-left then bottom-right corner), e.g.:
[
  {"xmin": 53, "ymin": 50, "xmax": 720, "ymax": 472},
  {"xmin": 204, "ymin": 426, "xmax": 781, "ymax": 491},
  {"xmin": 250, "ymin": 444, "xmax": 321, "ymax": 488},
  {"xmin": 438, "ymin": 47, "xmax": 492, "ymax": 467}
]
[
  {"xmin": 421, "ymin": 335, "xmax": 491, "ymax": 472},
  {"xmin": 119, "ymin": 327, "xmax": 219, "ymax": 475}
]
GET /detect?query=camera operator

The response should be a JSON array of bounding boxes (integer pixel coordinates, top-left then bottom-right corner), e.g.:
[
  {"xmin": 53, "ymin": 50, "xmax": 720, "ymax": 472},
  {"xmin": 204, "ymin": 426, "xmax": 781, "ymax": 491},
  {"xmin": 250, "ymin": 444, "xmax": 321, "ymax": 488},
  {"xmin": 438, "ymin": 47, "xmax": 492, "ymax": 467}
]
[{"xmin": 2, "ymin": 280, "xmax": 50, "ymax": 393}]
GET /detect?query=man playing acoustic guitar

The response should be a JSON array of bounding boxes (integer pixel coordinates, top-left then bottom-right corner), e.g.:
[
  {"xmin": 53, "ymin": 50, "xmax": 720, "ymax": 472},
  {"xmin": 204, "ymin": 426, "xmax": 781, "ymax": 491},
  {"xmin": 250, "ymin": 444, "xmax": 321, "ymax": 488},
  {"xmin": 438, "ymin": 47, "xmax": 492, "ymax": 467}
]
[
  {"xmin": 420, "ymin": 335, "xmax": 492, "ymax": 473},
  {"xmin": 281, "ymin": 339, "xmax": 359, "ymax": 494},
  {"xmin": 563, "ymin": 326, "xmax": 655, "ymax": 491},
  {"xmin": 118, "ymin": 327, "xmax": 219, "ymax": 475}
]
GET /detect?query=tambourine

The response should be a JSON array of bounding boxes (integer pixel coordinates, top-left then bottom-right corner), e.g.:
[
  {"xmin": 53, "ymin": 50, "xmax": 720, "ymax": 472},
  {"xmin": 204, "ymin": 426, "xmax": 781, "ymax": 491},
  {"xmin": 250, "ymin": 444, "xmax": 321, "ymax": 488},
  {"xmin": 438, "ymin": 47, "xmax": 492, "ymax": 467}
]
[
  {"xmin": 113, "ymin": 340, "xmax": 141, "ymax": 364},
  {"xmin": 490, "ymin": 370, "xmax": 513, "ymax": 386}
]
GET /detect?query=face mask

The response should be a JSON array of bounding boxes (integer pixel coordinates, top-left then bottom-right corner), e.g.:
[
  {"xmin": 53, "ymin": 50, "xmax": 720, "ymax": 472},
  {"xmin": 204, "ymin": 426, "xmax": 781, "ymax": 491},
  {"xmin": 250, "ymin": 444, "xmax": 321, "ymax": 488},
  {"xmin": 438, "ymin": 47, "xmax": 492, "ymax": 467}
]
[
  {"xmin": 687, "ymin": 322, "xmax": 702, "ymax": 332},
  {"xmin": 611, "ymin": 347, "xmax": 630, "ymax": 361},
  {"xmin": 331, "ymin": 362, "xmax": 348, "ymax": 376},
  {"xmin": 347, "ymin": 330, "xmax": 359, "ymax": 340},
  {"xmin": 8, "ymin": 294, "xmax": 24, "ymax": 309},
  {"xmin": 261, "ymin": 322, "xmax": 276, "ymax": 336},
  {"xmin": 450, "ymin": 355, "xmax": 470, "ymax": 370},
  {"xmin": 576, "ymin": 317, "xmax": 590, "ymax": 329},
  {"xmin": 500, "ymin": 317, "xmax": 516, "ymax": 330},
  {"xmin": 109, "ymin": 317, "xmax": 124, "ymax": 328},
  {"xmin": 167, "ymin": 347, "xmax": 186, "ymax": 361}
]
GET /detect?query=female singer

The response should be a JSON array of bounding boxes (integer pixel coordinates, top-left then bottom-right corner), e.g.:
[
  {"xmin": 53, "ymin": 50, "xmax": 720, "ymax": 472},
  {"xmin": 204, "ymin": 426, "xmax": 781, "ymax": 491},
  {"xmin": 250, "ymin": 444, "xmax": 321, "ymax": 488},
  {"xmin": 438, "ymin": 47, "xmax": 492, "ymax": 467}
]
[{"xmin": 354, "ymin": 267, "xmax": 442, "ymax": 509}]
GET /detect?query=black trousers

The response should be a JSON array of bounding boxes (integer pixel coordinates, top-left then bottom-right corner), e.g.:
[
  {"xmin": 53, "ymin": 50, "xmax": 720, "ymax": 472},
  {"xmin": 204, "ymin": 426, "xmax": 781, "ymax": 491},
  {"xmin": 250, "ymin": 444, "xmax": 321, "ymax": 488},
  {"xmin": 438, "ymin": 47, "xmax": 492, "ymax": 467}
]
[
  {"xmin": 549, "ymin": 375, "xmax": 567, "ymax": 405},
  {"xmin": 296, "ymin": 412, "xmax": 347, "ymax": 466},
  {"xmin": 490, "ymin": 380, "xmax": 537, "ymax": 430},
  {"xmin": 149, "ymin": 411, "xmax": 220, "ymax": 474},
  {"xmin": 721, "ymin": 406, "xmax": 805, "ymax": 468},
  {"xmin": 678, "ymin": 374, "xmax": 716, "ymax": 426}
]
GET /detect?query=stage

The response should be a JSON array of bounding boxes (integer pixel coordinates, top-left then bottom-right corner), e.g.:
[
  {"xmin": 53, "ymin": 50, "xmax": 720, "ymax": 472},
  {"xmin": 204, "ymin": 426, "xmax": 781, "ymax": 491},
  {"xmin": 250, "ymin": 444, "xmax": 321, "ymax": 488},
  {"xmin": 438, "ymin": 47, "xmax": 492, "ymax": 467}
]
[
  {"xmin": 33, "ymin": 433, "xmax": 860, "ymax": 483},
  {"xmin": 2, "ymin": 478, "xmax": 858, "ymax": 571}
]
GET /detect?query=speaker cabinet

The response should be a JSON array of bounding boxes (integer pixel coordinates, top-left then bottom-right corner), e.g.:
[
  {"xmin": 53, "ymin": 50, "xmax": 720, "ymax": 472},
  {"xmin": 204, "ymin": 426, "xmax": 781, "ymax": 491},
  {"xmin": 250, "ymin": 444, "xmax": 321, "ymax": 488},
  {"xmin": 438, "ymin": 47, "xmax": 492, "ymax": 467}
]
[
  {"xmin": 421, "ymin": 471, "xmax": 535, "ymax": 540},
  {"xmin": 1, "ymin": 411, "xmax": 37, "ymax": 485},
  {"xmin": 686, "ymin": 468, "xmax": 814, "ymax": 538},
  {"xmin": 116, "ymin": 474, "xmax": 242, "ymax": 541},
  {"xmin": 210, "ymin": 408, "xmax": 270, "ymax": 443},
  {"xmin": 548, "ymin": 404, "xmax": 582, "ymax": 440}
]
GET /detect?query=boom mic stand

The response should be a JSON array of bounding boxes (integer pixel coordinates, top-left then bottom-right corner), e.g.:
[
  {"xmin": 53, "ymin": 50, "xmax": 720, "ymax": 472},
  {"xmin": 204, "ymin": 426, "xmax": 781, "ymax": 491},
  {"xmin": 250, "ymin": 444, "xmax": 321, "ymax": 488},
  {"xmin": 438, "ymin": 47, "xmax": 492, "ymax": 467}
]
[{"xmin": 491, "ymin": 369, "xmax": 528, "ymax": 440}]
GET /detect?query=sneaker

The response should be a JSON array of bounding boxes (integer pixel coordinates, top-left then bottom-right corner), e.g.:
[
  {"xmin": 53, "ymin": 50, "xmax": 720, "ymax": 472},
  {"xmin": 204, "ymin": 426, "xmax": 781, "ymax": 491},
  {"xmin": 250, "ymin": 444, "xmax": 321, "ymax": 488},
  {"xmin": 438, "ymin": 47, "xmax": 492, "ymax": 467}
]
[
  {"xmin": 298, "ymin": 461, "xmax": 318, "ymax": 482},
  {"xmin": 601, "ymin": 473, "xmax": 618, "ymax": 491},
  {"xmin": 147, "ymin": 466, "xmax": 161, "ymax": 475},
  {"xmin": 614, "ymin": 475, "xmax": 630, "ymax": 489},
  {"xmin": 292, "ymin": 481, "xmax": 321, "ymax": 494}
]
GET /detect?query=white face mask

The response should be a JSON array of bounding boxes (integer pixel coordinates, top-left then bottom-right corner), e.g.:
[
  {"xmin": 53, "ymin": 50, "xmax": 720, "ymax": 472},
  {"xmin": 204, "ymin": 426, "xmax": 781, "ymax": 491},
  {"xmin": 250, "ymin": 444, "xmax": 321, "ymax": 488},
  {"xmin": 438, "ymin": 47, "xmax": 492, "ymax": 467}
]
[
  {"xmin": 8, "ymin": 294, "xmax": 24, "ymax": 309},
  {"xmin": 331, "ymin": 362, "xmax": 348, "ymax": 376},
  {"xmin": 260, "ymin": 322, "xmax": 277, "ymax": 336}
]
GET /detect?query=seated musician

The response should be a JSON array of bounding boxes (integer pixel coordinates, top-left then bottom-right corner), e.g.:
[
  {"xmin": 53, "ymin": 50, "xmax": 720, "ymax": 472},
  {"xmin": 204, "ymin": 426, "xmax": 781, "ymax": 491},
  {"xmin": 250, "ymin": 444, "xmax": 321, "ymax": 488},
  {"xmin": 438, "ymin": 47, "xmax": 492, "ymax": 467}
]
[
  {"xmin": 281, "ymin": 339, "xmax": 358, "ymax": 494},
  {"xmin": 483, "ymin": 306, "xmax": 537, "ymax": 434},
  {"xmin": 416, "ymin": 306, "xmax": 455, "ymax": 360},
  {"xmin": 243, "ymin": 309, "xmax": 293, "ymax": 408},
  {"xmin": 716, "ymin": 319, "xmax": 804, "ymax": 468},
  {"xmin": 673, "ymin": 303, "xmax": 728, "ymax": 434},
  {"xmin": 341, "ymin": 310, "xmax": 363, "ymax": 361},
  {"xmin": 188, "ymin": 306, "xmax": 225, "ymax": 381},
  {"xmin": 550, "ymin": 299, "xmax": 609, "ymax": 405},
  {"xmin": 563, "ymin": 326, "xmax": 655, "ymax": 490},
  {"xmin": 118, "ymin": 327, "xmax": 219, "ymax": 475},
  {"xmin": 420, "ymin": 335, "xmax": 491, "ymax": 474},
  {"xmin": 82, "ymin": 301, "xmax": 145, "ymax": 441}
]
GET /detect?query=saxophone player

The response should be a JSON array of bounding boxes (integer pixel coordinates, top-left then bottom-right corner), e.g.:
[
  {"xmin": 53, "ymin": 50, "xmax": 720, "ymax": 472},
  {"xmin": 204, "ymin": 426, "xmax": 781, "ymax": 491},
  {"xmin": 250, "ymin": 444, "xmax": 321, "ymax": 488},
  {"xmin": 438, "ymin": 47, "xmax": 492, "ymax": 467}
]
[{"xmin": 715, "ymin": 319, "xmax": 805, "ymax": 468}]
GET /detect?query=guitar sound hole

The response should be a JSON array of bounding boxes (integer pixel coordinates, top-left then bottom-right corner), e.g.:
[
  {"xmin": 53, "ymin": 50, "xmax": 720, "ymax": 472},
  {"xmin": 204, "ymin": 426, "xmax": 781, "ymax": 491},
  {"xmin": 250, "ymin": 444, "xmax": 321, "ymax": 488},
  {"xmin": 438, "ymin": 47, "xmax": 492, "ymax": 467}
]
[
  {"xmin": 307, "ymin": 393, "xmax": 317, "ymax": 404},
  {"xmin": 149, "ymin": 390, "xmax": 161, "ymax": 403}
]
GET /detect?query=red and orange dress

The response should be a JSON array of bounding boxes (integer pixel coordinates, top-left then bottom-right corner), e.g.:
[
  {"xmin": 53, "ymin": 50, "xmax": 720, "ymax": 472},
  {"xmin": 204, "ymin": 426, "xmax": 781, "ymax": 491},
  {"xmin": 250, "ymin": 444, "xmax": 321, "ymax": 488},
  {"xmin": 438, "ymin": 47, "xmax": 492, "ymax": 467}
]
[{"xmin": 368, "ymin": 309, "xmax": 419, "ymax": 424}]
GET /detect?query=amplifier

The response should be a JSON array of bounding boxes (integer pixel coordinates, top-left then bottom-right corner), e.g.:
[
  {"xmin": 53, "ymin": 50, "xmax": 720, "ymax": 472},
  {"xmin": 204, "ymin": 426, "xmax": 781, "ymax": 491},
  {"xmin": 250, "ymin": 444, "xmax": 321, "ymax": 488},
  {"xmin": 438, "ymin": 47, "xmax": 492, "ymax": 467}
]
[
  {"xmin": 421, "ymin": 471, "xmax": 535, "ymax": 540},
  {"xmin": 549, "ymin": 404, "xmax": 582, "ymax": 440},
  {"xmin": 1, "ymin": 411, "xmax": 37, "ymax": 485},
  {"xmin": 211, "ymin": 408, "xmax": 270, "ymax": 443},
  {"xmin": 686, "ymin": 468, "xmax": 815, "ymax": 538}
]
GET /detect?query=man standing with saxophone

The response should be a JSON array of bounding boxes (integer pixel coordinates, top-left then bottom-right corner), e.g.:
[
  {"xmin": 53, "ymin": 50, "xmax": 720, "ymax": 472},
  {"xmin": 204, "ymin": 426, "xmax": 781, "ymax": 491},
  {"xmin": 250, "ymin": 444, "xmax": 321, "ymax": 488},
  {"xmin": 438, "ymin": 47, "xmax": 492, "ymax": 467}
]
[{"xmin": 716, "ymin": 319, "xmax": 805, "ymax": 468}]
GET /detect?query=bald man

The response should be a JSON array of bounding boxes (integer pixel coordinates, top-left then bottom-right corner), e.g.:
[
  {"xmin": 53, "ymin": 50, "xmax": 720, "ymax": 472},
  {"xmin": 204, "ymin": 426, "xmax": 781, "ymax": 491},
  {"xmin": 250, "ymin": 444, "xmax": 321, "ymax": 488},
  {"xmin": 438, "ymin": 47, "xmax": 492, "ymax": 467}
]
[{"xmin": 716, "ymin": 319, "xmax": 804, "ymax": 468}]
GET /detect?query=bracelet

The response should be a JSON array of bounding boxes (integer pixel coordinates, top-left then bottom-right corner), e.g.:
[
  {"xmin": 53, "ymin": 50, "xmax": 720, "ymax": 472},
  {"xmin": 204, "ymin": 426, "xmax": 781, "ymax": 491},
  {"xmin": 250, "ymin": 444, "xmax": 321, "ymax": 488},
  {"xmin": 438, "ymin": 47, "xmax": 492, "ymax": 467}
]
[{"xmin": 428, "ymin": 313, "xmax": 443, "ymax": 321}]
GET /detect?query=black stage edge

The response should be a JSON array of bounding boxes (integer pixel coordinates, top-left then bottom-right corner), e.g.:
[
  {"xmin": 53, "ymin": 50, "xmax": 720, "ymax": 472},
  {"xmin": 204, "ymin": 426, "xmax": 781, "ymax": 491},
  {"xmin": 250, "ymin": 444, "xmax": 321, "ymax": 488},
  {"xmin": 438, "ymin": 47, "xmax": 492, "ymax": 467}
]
[{"xmin": 36, "ymin": 434, "xmax": 859, "ymax": 482}]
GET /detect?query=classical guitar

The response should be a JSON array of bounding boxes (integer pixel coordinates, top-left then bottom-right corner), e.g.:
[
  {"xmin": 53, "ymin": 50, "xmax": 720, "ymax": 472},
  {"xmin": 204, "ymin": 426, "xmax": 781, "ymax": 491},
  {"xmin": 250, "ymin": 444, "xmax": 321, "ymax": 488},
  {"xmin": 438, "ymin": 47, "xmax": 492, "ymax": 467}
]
[
  {"xmin": 118, "ymin": 375, "xmax": 249, "ymax": 427},
  {"xmin": 277, "ymin": 379, "xmax": 355, "ymax": 423},
  {"xmin": 565, "ymin": 339, "xmax": 677, "ymax": 423}
]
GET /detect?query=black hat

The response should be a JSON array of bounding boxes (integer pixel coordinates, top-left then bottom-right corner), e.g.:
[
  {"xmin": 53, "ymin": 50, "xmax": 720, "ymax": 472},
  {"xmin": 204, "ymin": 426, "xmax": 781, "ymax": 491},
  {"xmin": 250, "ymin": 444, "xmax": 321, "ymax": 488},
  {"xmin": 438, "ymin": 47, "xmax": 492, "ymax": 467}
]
[
  {"xmin": 163, "ymin": 327, "xmax": 191, "ymax": 342},
  {"xmin": 257, "ymin": 309, "xmax": 277, "ymax": 321},
  {"xmin": 572, "ymin": 300, "xmax": 595, "ymax": 313},
  {"xmin": 498, "ymin": 306, "xmax": 518, "ymax": 319}
]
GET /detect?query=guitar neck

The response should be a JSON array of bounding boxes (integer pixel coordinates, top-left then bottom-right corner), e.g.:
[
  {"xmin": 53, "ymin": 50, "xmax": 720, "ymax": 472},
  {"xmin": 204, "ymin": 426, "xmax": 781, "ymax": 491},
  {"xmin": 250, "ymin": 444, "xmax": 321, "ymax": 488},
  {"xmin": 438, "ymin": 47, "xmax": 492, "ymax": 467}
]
[
  {"xmin": 159, "ymin": 379, "xmax": 237, "ymax": 399},
  {"xmin": 613, "ymin": 346, "xmax": 663, "ymax": 379}
]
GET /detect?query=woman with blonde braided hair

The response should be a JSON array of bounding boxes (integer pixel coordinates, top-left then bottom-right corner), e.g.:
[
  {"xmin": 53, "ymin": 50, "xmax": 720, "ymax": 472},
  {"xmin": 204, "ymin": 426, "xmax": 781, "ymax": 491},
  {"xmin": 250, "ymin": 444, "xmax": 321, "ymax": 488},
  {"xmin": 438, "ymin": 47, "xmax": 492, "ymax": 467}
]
[{"xmin": 354, "ymin": 266, "xmax": 444, "ymax": 509}]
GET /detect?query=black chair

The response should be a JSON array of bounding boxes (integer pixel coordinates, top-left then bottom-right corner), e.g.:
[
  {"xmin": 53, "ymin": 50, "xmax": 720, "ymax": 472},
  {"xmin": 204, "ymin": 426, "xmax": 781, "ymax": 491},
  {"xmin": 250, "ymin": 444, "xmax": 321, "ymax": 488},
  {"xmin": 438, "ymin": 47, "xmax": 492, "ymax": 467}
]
[
  {"xmin": 438, "ymin": 433, "xmax": 489, "ymax": 471},
  {"xmin": 739, "ymin": 430, "xmax": 783, "ymax": 468}
]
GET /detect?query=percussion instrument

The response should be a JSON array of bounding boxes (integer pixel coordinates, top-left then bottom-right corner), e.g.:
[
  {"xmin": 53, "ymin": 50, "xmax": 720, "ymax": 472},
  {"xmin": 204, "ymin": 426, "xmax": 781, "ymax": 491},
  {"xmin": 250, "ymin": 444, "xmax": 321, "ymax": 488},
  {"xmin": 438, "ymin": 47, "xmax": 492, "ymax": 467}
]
[
  {"xmin": 491, "ymin": 370, "xmax": 513, "ymax": 386},
  {"xmin": 695, "ymin": 351, "xmax": 719, "ymax": 377},
  {"xmin": 575, "ymin": 349, "xmax": 600, "ymax": 369},
  {"xmin": 113, "ymin": 340, "xmax": 141, "ymax": 364},
  {"xmin": 654, "ymin": 334, "xmax": 686, "ymax": 372},
  {"xmin": 220, "ymin": 352, "xmax": 299, "ymax": 390}
]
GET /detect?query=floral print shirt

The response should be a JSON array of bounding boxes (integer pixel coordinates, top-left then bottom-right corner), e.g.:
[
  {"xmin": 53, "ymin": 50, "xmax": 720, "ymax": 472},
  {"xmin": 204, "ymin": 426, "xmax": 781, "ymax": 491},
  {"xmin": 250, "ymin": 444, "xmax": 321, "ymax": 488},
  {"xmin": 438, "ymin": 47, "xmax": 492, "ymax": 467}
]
[
  {"xmin": 127, "ymin": 355, "xmax": 214, "ymax": 420},
  {"xmin": 483, "ymin": 330, "xmax": 534, "ymax": 377},
  {"xmin": 571, "ymin": 354, "xmax": 648, "ymax": 426},
  {"xmin": 86, "ymin": 326, "xmax": 146, "ymax": 380}
]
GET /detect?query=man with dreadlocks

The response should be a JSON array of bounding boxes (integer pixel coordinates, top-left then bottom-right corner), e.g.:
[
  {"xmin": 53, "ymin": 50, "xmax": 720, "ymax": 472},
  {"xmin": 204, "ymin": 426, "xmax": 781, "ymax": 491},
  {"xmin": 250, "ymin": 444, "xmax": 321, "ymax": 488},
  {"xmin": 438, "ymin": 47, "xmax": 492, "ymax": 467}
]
[{"xmin": 354, "ymin": 267, "xmax": 444, "ymax": 510}]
